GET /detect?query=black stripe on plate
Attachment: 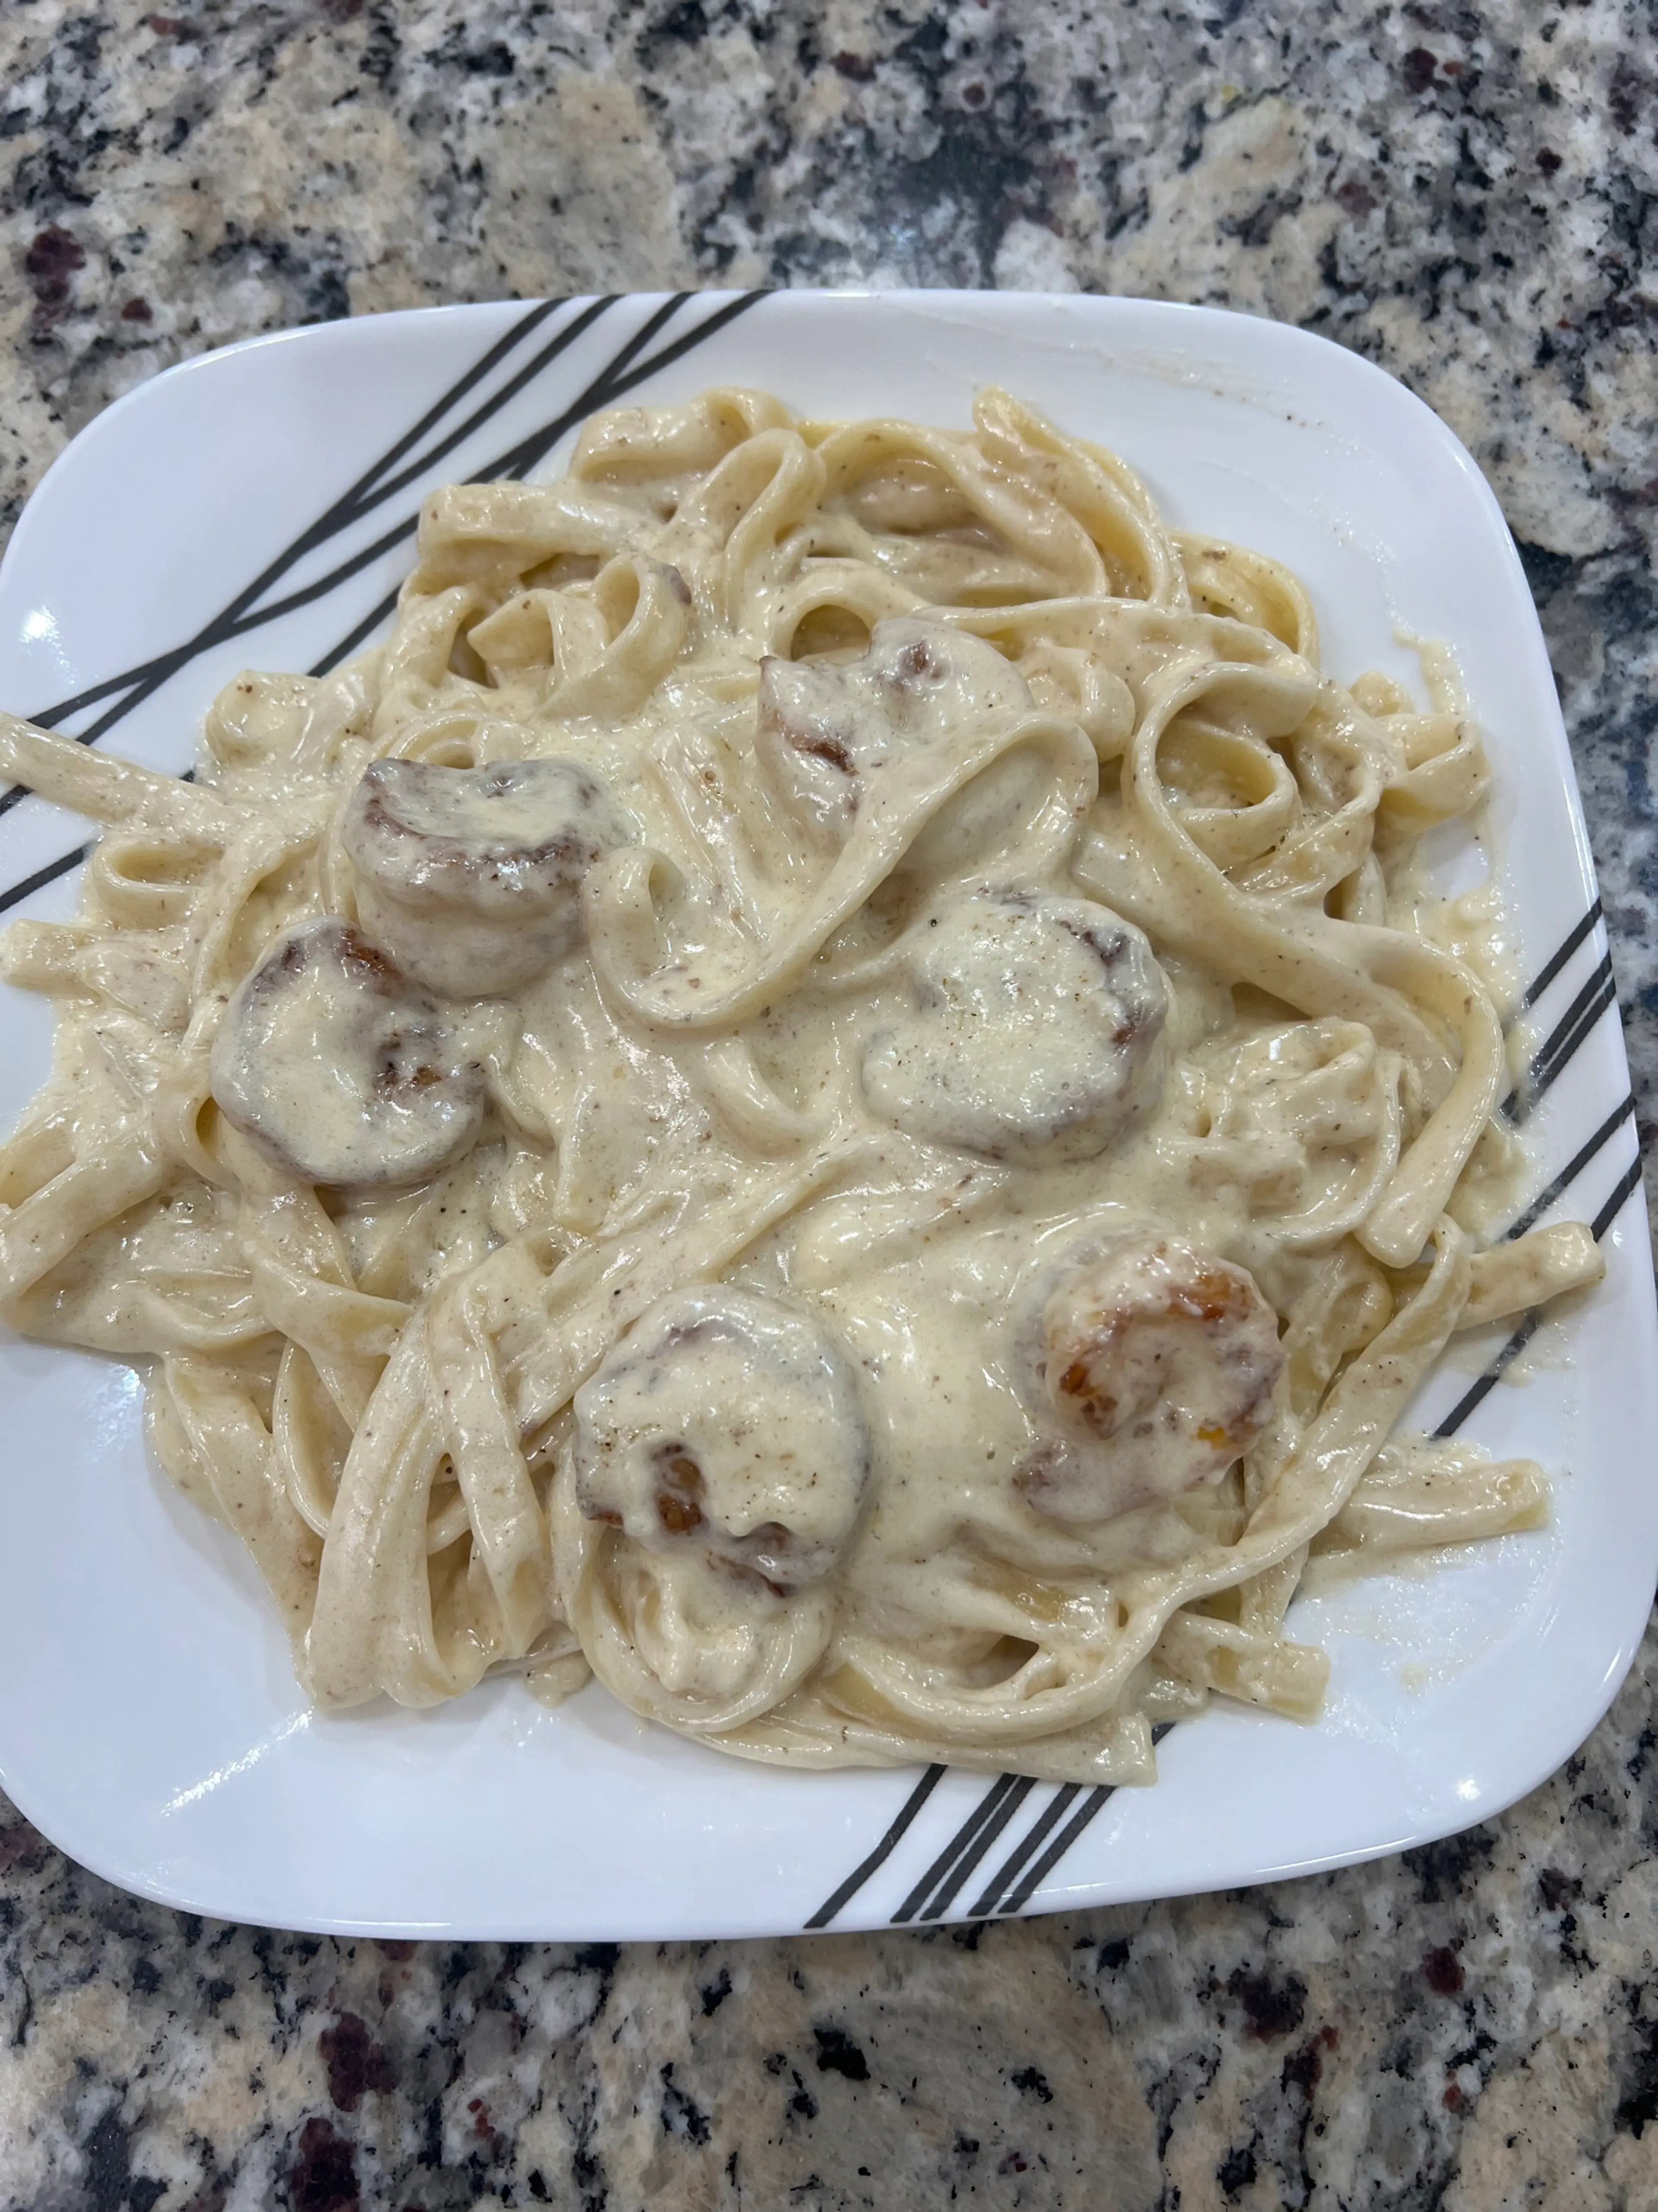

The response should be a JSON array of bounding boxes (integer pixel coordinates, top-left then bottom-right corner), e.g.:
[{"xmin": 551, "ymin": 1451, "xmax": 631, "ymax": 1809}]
[
  {"xmin": 1503, "ymin": 1092, "xmax": 1636, "ymax": 1242},
  {"xmin": 140, "ymin": 304, "xmax": 631, "ymax": 679},
  {"xmin": 22, "ymin": 297, "xmax": 592, "ymax": 742},
  {"xmin": 1589, "ymin": 1150, "xmax": 1646, "ymax": 1242},
  {"xmin": 1, "ymin": 310, "xmax": 595, "ymax": 812},
  {"xmin": 302, "ymin": 291, "xmax": 692, "ymax": 675},
  {"xmin": 308, "ymin": 290, "xmax": 768, "ymax": 678},
  {"xmin": 471, "ymin": 285, "xmax": 769, "ymax": 485},
  {"xmin": 306, "ymin": 296, "xmax": 616, "ymax": 543},
  {"xmin": 889, "ymin": 1774, "xmax": 1023, "ymax": 1926},
  {"xmin": 1517, "ymin": 897, "xmax": 1603, "ymax": 1012},
  {"xmin": 1504, "ymin": 950, "xmax": 1617, "ymax": 1125},
  {"xmin": 478, "ymin": 290, "xmax": 690, "ymax": 479},
  {"xmin": 803, "ymin": 1764, "xmax": 944, "ymax": 1931},
  {"xmin": 0, "ymin": 841, "xmax": 87, "ymax": 916},
  {"xmin": 910, "ymin": 1774, "xmax": 1038, "ymax": 1922},
  {"xmin": 969, "ymin": 1723, "xmax": 1177, "ymax": 1920},
  {"xmin": 1528, "ymin": 962, "xmax": 1619, "ymax": 1097},
  {"xmin": 966, "ymin": 1783, "xmax": 1083, "ymax": 1919},
  {"xmin": 296, "ymin": 293, "xmax": 692, "ymax": 675},
  {"xmin": 996, "ymin": 1786, "xmax": 1115, "ymax": 1918},
  {"xmin": 1430, "ymin": 1313, "xmax": 1544, "ymax": 1437},
  {"xmin": 1434, "ymin": 1143, "xmax": 1645, "ymax": 1438}
]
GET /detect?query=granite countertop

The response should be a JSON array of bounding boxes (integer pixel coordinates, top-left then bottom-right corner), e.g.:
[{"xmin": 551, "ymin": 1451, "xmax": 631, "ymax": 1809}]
[{"xmin": 1, "ymin": 3, "xmax": 1656, "ymax": 2206}]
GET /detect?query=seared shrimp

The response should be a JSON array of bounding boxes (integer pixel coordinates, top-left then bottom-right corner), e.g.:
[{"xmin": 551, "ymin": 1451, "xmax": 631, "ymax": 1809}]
[
  {"xmin": 573, "ymin": 1285, "xmax": 870, "ymax": 1594},
  {"xmin": 342, "ymin": 757, "xmax": 630, "ymax": 998},
  {"xmin": 210, "ymin": 918, "xmax": 485, "ymax": 1188},
  {"xmin": 1019, "ymin": 1232, "xmax": 1283, "ymax": 1521},
  {"xmin": 861, "ymin": 888, "xmax": 1168, "ymax": 1164}
]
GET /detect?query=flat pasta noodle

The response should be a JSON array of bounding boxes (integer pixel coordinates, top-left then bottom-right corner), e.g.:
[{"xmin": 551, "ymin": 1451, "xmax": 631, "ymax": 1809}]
[{"xmin": 0, "ymin": 384, "xmax": 1601, "ymax": 1787}]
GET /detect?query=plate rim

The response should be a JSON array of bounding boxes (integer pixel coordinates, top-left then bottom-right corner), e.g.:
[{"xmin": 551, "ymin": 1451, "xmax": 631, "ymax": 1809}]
[{"xmin": 0, "ymin": 287, "xmax": 1649, "ymax": 1938}]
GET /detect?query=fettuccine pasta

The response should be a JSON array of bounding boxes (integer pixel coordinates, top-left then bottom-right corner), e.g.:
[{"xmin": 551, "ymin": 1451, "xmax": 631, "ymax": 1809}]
[{"xmin": 0, "ymin": 388, "xmax": 1601, "ymax": 1786}]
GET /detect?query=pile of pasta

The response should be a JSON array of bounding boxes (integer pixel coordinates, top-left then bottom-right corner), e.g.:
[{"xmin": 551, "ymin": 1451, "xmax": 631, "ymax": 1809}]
[{"xmin": 0, "ymin": 388, "xmax": 1601, "ymax": 1785}]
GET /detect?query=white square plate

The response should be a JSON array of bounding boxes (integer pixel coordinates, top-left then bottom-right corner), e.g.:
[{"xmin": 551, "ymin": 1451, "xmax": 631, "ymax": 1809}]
[{"xmin": 0, "ymin": 292, "xmax": 1650, "ymax": 1939}]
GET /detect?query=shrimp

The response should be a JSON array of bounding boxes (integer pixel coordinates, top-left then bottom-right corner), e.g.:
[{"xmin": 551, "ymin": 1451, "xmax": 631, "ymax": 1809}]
[
  {"xmin": 861, "ymin": 887, "xmax": 1168, "ymax": 1164},
  {"xmin": 756, "ymin": 615, "xmax": 1032, "ymax": 844},
  {"xmin": 209, "ymin": 918, "xmax": 486, "ymax": 1187},
  {"xmin": 342, "ymin": 756, "xmax": 630, "ymax": 998},
  {"xmin": 1018, "ymin": 1231, "xmax": 1283, "ymax": 1521},
  {"xmin": 573, "ymin": 1285, "xmax": 871, "ymax": 1595}
]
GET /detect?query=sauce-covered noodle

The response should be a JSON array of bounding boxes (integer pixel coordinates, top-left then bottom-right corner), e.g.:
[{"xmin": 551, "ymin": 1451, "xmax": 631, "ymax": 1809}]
[{"xmin": 0, "ymin": 388, "xmax": 1603, "ymax": 1786}]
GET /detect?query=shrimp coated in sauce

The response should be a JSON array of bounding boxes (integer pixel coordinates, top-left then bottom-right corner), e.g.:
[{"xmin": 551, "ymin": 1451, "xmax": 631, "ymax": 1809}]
[
  {"xmin": 573, "ymin": 1285, "xmax": 871, "ymax": 1595},
  {"xmin": 1018, "ymin": 1232, "xmax": 1284, "ymax": 1521},
  {"xmin": 342, "ymin": 756, "xmax": 630, "ymax": 998},
  {"xmin": 209, "ymin": 918, "xmax": 486, "ymax": 1188},
  {"xmin": 861, "ymin": 887, "xmax": 1168, "ymax": 1164},
  {"xmin": 756, "ymin": 615, "xmax": 1033, "ymax": 843}
]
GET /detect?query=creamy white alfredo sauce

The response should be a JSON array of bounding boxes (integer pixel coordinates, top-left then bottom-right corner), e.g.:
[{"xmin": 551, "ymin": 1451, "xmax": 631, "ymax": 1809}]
[{"xmin": 0, "ymin": 387, "xmax": 1601, "ymax": 1787}]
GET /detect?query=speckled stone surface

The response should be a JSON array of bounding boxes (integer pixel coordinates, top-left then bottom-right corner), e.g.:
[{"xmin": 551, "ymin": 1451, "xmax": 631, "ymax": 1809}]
[{"xmin": 1, "ymin": 3, "xmax": 1656, "ymax": 2207}]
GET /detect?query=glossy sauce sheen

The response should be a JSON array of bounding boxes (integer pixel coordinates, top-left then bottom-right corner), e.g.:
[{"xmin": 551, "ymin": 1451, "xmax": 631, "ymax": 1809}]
[{"xmin": 0, "ymin": 386, "xmax": 1597, "ymax": 1786}]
